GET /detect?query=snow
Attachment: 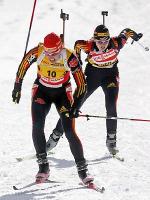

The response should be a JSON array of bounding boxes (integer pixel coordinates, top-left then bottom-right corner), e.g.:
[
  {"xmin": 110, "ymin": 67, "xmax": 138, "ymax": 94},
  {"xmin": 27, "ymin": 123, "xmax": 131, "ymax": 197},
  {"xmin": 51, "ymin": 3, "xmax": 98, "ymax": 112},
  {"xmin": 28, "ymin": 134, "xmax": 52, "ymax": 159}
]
[{"xmin": 0, "ymin": 0, "xmax": 150, "ymax": 199}]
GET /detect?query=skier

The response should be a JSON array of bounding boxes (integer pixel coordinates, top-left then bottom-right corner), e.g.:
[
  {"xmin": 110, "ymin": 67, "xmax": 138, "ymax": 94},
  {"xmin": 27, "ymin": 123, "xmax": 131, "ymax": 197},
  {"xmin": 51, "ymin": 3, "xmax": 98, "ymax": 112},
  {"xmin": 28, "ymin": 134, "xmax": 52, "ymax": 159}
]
[
  {"xmin": 46, "ymin": 25, "xmax": 142, "ymax": 155},
  {"xmin": 12, "ymin": 32, "xmax": 94, "ymax": 184}
]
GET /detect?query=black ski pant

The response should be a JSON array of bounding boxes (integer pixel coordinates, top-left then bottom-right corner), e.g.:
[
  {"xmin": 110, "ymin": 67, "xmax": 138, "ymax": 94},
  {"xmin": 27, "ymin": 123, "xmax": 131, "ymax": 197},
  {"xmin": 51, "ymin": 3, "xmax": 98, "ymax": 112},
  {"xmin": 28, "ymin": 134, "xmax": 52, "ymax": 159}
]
[
  {"xmin": 31, "ymin": 80, "xmax": 86, "ymax": 164},
  {"xmin": 54, "ymin": 65, "xmax": 119, "ymax": 136}
]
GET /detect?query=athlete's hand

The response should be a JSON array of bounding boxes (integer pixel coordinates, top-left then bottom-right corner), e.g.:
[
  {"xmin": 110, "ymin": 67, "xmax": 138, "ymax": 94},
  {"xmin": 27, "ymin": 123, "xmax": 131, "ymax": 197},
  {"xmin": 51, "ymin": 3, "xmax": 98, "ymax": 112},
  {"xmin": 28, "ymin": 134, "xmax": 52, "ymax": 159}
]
[
  {"xmin": 12, "ymin": 82, "xmax": 22, "ymax": 104},
  {"xmin": 69, "ymin": 108, "xmax": 80, "ymax": 119},
  {"xmin": 131, "ymin": 32, "xmax": 143, "ymax": 41}
]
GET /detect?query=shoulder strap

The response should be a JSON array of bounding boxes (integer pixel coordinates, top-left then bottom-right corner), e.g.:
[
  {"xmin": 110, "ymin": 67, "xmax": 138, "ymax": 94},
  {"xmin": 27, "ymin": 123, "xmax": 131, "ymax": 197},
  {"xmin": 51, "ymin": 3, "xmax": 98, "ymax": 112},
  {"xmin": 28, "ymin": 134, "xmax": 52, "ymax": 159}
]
[
  {"xmin": 37, "ymin": 51, "xmax": 45, "ymax": 65},
  {"xmin": 61, "ymin": 48, "xmax": 70, "ymax": 71},
  {"xmin": 111, "ymin": 37, "xmax": 119, "ymax": 49},
  {"xmin": 36, "ymin": 43, "xmax": 45, "ymax": 65}
]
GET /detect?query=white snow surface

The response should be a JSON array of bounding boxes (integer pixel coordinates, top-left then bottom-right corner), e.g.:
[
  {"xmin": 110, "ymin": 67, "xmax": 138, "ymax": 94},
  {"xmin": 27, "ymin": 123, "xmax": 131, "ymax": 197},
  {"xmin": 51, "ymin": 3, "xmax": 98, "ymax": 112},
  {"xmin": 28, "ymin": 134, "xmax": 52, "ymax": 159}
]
[{"xmin": 0, "ymin": 0, "xmax": 150, "ymax": 199}]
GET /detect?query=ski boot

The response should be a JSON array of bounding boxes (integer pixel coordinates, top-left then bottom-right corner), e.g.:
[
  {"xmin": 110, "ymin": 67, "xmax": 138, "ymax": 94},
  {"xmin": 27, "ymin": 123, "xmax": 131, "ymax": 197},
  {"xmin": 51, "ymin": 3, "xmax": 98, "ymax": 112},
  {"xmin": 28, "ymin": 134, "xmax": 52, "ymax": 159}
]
[
  {"xmin": 46, "ymin": 129, "xmax": 63, "ymax": 152},
  {"xmin": 36, "ymin": 153, "xmax": 50, "ymax": 184},
  {"xmin": 106, "ymin": 131, "xmax": 119, "ymax": 156},
  {"xmin": 77, "ymin": 161, "xmax": 94, "ymax": 185}
]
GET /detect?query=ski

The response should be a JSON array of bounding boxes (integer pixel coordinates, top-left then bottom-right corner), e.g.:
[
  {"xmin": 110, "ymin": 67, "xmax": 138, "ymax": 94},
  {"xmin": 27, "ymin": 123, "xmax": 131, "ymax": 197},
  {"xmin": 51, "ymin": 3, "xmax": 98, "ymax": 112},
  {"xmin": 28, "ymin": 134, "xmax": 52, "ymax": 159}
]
[
  {"xmin": 13, "ymin": 179, "xmax": 104, "ymax": 192},
  {"xmin": 99, "ymin": 153, "xmax": 124, "ymax": 163},
  {"xmin": 112, "ymin": 154, "xmax": 124, "ymax": 162},
  {"xmin": 80, "ymin": 182, "xmax": 105, "ymax": 193},
  {"xmin": 13, "ymin": 179, "xmax": 61, "ymax": 190},
  {"xmin": 16, "ymin": 151, "xmax": 54, "ymax": 162},
  {"xmin": 13, "ymin": 182, "xmax": 37, "ymax": 190},
  {"xmin": 86, "ymin": 182, "xmax": 105, "ymax": 193}
]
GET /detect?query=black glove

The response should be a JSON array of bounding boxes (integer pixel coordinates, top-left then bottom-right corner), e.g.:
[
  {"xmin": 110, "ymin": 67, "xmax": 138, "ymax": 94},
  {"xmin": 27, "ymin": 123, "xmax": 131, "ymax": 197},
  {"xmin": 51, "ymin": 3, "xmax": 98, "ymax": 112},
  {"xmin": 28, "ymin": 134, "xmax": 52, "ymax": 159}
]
[
  {"xmin": 131, "ymin": 32, "xmax": 143, "ymax": 41},
  {"xmin": 12, "ymin": 82, "xmax": 22, "ymax": 103},
  {"xmin": 69, "ymin": 107, "xmax": 80, "ymax": 119}
]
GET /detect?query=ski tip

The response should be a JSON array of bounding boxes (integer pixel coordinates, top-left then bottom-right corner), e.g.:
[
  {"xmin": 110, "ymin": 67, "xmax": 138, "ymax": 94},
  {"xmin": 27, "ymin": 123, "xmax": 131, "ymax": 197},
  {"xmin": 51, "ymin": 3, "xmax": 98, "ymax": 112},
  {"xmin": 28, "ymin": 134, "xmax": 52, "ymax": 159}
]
[
  {"xmin": 13, "ymin": 185, "xmax": 19, "ymax": 190},
  {"xmin": 86, "ymin": 182, "xmax": 105, "ymax": 193},
  {"xmin": 112, "ymin": 155, "xmax": 125, "ymax": 162},
  {"xmin": 120, "ymin": 158, "xmax": 125, "ymax": 162},
  {"xmin": 100, "ymin": 186, "xmax": 105, "ymax": 193},
  {"xmin": 117, "ymin": 157, "xmax": 124, "ymax": 162},
  {"xmin": 16, "ymin": 158, "xmax": 23, "ymax": 162}
]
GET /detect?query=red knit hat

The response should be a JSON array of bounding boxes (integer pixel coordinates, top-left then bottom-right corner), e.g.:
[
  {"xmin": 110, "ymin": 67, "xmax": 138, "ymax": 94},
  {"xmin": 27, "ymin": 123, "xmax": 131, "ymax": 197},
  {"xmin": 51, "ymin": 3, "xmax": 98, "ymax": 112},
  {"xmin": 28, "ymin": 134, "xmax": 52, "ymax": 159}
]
[{"xmin": 44, "ymin": 32, "xmax": 62, "ymax": 53}]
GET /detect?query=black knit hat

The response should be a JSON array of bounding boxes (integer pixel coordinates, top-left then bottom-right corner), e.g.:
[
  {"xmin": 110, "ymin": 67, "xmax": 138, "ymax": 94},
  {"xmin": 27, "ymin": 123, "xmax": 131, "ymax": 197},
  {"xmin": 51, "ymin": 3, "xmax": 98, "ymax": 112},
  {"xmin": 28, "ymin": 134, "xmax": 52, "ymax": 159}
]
[{"xmin": 94, "ymin": 24, "xmax": 110, "ymax": 40}]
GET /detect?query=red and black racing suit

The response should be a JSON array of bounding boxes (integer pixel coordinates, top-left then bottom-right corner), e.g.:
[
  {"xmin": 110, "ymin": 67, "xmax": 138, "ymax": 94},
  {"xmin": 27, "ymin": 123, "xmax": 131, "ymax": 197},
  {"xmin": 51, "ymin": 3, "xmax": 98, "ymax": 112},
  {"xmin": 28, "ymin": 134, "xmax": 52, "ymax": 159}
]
[
  {"xmin": 54, "ymin": 28, "xmax": 138, "ymax": 143},
  {"xmin": 14, "ymin": 44, "xmax": 87, "ymax": 164}
]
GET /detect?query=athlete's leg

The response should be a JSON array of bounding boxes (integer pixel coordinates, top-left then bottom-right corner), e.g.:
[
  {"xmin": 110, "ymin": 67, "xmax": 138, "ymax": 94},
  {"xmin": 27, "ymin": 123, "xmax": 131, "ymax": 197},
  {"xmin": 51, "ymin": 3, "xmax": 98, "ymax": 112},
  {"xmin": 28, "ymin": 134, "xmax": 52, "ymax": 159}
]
[{"xmin": 102, "ymin": 76, "xmax": 119, "ymax": 155}]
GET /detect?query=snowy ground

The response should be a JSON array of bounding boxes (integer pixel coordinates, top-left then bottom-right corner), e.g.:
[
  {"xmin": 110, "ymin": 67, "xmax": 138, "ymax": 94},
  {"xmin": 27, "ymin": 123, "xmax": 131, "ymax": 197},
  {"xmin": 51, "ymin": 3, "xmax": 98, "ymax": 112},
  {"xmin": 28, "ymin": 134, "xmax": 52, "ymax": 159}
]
[{"xmin": 0, "ymin": 0, "xmax": 150, "ymax": 199}]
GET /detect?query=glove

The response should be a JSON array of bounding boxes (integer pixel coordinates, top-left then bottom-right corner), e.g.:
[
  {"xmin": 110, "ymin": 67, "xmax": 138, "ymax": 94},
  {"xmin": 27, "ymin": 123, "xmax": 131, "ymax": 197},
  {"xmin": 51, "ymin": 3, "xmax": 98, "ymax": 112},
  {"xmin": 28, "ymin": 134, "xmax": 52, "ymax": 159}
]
[
  {"xmin": 69, "ymin": 107, "xmax": 80, "ymax": 119},
  {"xmin": 131, "ymin": 32, "xmax": 143, "ymax": 41},
  {"xmin": 12, "ymin": 82, "xmax": 22, "ymax": 103}
]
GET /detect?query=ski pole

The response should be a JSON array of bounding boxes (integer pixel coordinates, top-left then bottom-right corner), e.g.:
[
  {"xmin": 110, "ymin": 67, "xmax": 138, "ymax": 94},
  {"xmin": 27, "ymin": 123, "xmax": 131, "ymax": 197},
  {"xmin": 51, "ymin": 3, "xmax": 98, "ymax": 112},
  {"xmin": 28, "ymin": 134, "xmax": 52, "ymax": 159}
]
[
  {"xmin": 101, "ymin": 11, "xmax": 108, "ymax": 26},
  {"xmin": 136, "ymin": 41, "xmax": 149, "ymax": 51},
  {"xmin": 131, "ymin": 33, "xmax": 149, "ymax": 51},
  {"xmin": 23, "ymin": 0, "xmax": 37, "ymax": 57},
  {"xmin": 60, "ymin": 9, "xmax": 69, "ymax": 44},
  {"xmin": 79, "ymin": 114, "xmax": 150, "ymax": 122}
]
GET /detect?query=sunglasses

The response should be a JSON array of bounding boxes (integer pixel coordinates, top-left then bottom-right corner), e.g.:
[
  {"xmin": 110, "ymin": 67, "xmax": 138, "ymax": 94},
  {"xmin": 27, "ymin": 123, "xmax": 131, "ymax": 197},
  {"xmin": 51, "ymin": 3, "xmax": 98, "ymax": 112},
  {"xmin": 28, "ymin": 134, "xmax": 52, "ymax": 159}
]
[
  {"xmin": 44, "ymin": 46, "xmax": 62, "ymax": 57},
  {"xmin": 94, "ymin": 38, "xmax": 110, "ymax": 44}
]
